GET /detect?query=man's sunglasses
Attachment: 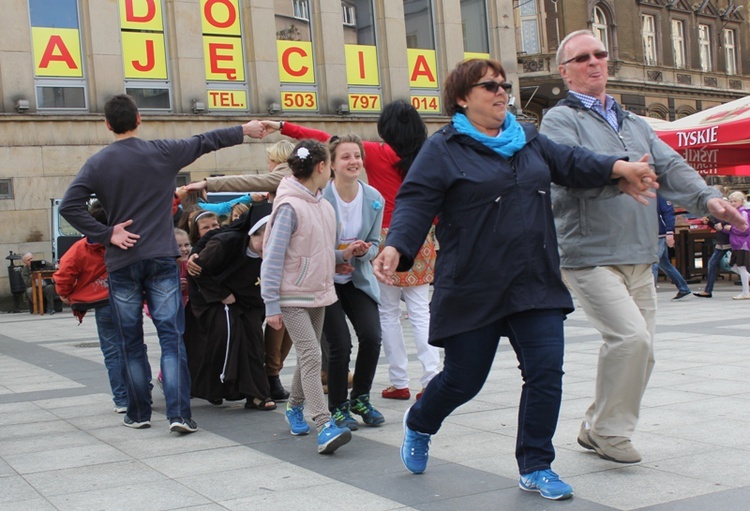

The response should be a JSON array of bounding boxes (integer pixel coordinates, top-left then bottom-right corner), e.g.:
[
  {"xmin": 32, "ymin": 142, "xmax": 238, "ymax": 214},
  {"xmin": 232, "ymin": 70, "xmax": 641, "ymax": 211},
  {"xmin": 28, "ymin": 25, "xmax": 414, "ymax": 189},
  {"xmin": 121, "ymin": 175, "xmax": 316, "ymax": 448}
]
[
  {"xmin": 471, "ymin": 81, "xmax": 513, "ymax": 94},
  {"xmin": 561, "ymin": 50, "xmax": 609, "ymax": 65}
]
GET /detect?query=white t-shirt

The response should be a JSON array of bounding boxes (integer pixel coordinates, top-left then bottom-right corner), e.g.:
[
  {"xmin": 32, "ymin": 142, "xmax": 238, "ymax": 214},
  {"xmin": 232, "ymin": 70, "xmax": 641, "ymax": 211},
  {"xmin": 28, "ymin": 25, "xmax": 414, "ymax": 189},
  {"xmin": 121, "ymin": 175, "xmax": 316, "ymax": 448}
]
[{"xmin": 332, "ymin": 182, "xmax": 363, "ymax": 285}]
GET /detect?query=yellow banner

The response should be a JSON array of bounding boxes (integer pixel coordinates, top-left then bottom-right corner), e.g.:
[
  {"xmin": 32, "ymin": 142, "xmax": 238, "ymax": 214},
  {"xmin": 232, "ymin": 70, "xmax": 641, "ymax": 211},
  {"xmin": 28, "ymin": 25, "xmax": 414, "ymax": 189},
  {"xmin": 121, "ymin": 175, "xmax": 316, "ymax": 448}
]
[
  {"xmin": 281, "ymin": 91, "xmax": 318, "ymax": 111},
  {"xmin": 348, "ymin": 93, "xmax": 381, "ymax": 112},
  {"xmin": 201, "ymin": 0, "xmax": 241, "ymax": 36},
  {"xmin": 411, "ymin": 95, "xmax": 441, "ymax": 114},
  {"xmin": 119, "ymin": 0, "xmax": 163, "ymax": 31},
  {"xmin": 408, "ymin": 49, "xmax": 438, "ymax": 88},
  {"xmin": 32, "ymin": 27, "xmax": 83, "ymax": 77},
  {"xmin": 122, "ymin": 32, "xmax": 167, "ymax": 79},
  {"xmin": 464, "ymin": 52, "xmax": 491, "ymax": 61},
  {"xmin": 208, "ymin": 90, "xmax": 247, "ymax": 109},
  {"xmin": 277, "ymin": 40, "xmax": 315, "ymax": 84},
  {"xmin": 203, "ymin": 36, "xmax": 245, "ymax": 81},
  {"xmin": 345, "ymin": 44, "xmax": 379, "ymax": 86}
]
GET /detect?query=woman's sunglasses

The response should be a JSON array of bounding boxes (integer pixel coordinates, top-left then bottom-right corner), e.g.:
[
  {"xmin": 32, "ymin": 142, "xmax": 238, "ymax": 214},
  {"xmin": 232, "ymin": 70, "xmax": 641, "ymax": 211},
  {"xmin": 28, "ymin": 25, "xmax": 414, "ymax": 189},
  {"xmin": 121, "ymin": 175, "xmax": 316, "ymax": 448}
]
[
  {"xmin": 561, "ymin": 50, "xmax": 609, "ymax": 65},
  {"xmin": 471, "ymin": 81, "xmax": 513, "ymax": 94}
]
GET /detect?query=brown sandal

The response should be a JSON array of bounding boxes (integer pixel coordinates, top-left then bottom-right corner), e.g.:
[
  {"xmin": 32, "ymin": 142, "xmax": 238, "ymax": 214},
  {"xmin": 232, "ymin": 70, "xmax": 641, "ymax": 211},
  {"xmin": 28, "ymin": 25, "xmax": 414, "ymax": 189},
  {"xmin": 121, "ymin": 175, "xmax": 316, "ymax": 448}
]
[{"xmin": 245, "ymin": 397, "xmax": 277, "ymax": 411}]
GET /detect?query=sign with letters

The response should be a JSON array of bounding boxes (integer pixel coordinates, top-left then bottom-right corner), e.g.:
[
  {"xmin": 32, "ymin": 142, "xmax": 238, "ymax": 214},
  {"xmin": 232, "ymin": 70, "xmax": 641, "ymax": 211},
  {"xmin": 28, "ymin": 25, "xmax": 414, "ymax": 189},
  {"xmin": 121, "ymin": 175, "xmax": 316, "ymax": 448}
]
[
  {"xmin": 118, "ymin": 0, "xmax": 168, "ymax": 80},
  {"xmin": 408, "ymin": 49, "xmax": 438, "ymax": 89},
  {"xmin": 200, "ymin": 0, "xmax": 246, "ymax": 110},
  {"xmin": 32, "ymin": 27, "xmax": 83, "ymax": 77},
  {"xmin": 277, "ymin": 41, "xmax": 316, "ymax": 84}
]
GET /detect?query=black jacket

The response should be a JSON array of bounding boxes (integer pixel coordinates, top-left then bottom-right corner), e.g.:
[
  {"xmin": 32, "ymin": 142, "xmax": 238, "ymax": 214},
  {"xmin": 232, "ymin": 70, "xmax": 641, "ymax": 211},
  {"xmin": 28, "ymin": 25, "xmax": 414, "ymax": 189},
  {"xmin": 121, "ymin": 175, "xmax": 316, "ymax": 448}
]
[{"xmin": 385, "ymin": 122, "xmax": 621, "ymax": 345}]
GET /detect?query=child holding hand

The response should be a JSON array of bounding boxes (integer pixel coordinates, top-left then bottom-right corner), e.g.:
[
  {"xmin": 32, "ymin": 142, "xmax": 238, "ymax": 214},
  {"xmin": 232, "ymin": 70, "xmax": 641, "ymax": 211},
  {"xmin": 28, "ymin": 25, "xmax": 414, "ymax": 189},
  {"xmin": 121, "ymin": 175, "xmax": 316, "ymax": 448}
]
[{"xmin": 261, "ymin": 140, "xmax": 367, "ymax": 454}]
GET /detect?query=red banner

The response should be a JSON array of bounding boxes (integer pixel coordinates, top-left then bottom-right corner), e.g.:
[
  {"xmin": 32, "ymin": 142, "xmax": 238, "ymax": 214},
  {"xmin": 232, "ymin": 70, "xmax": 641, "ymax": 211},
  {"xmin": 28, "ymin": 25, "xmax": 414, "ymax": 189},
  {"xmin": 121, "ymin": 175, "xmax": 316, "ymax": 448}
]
[{"xmin": 647, "ymin": 96, "xmax": 750, "ymax": 176}]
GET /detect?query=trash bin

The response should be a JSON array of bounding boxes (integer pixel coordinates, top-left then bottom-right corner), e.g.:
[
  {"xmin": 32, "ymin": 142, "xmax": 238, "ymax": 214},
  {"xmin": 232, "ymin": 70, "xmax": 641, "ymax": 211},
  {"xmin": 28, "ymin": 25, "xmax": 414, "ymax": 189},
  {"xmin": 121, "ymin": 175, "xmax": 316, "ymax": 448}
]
[{"xmin": 6, "ymin": 251, "xmax": 25, "ymax": 312}]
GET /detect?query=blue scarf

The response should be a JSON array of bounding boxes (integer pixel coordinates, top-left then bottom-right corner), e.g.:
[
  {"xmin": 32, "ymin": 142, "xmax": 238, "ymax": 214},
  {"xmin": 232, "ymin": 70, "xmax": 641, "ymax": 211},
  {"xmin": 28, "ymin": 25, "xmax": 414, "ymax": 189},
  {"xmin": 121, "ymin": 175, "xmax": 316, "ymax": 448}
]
[{"xmin": 452, "ymin": 111, "xmax": 527, "ymax": 159}]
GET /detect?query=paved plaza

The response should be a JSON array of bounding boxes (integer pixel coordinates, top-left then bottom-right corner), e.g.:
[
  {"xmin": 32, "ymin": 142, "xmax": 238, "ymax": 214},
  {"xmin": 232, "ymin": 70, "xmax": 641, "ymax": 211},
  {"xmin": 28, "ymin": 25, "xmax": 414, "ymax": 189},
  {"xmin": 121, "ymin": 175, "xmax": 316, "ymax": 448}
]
[{"xmin": 1, "ymin": 279, "xmax": 750, "ymax": 510}]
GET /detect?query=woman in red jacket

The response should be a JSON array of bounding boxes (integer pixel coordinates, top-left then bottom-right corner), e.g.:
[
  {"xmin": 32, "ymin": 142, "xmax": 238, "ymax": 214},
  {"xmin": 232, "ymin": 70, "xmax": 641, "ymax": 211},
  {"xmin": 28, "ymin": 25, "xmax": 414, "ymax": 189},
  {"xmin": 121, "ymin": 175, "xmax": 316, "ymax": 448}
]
[
  {"xmin": 55, "ymin": 201, "xmax": 150, "ymax": 413},
  {"xmin": 261, "ymin": 101, "xmax": 440, "ymax": 401}
]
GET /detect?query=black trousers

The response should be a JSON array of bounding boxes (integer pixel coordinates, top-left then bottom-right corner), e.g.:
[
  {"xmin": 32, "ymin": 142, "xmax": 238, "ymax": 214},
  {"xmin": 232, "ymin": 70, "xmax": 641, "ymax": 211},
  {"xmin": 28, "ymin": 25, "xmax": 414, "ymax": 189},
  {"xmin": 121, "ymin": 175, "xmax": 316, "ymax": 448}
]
[{"xmin": 323, "ymin": 281, "xmax": 382, "ymax": 410}]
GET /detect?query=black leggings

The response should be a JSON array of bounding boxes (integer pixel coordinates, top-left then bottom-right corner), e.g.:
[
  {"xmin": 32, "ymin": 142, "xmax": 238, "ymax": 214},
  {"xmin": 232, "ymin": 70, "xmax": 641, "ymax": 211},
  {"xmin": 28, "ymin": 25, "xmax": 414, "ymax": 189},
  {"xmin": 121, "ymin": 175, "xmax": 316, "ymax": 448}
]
[{"xmin": 323, "ymin": 282, "xmax": 382, "ymax": 410}]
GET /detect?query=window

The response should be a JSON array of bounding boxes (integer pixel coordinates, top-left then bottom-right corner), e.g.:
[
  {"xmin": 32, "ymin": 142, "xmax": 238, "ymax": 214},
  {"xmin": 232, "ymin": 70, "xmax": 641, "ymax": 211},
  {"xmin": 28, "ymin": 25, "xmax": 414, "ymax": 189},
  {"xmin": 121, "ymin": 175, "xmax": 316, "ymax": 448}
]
[
  {"xmin": 724, "ymin": 28, "xmax": 737, "ymax": 75},
  {"xmin": 671, "ymin": 19, "xmax": 686, "ymax": 69},
  {"xmin": 125, "ymin": 86, "xmax": 171, "ymax": 109},
  {"xmin": 518, "ymin": 0, "xmax": 540, "ymax": 54},
  {"xmin": 699, "ymin": 24, "xmax": 712, "ymax": 72},
  {"xmin": 0, "ymin": 179, "xmax": 13, "ymax": 200},
  {"xmin": 647, "ymin": 103, "xmax": 669, "ymax": 120},
  {"xmin": 293, "ymin": 0, "xmax": 309, "ymax": 20},
  {"xmin": 676, "ymin": 105, "xmax": 696, "ymax": 119},
  {"xmin": 342, "ymin": 2, "xmax": 355, "ymax": 26},
  {"xmin": 36, "ymin": 83, "xmax": 86, "ymax": 108},
  {"xmin": 592, "ymin": 6, "xmax": 608, "ymax": 50},
  {"xmin": 642, "ymin": 15, "xmax": 657, "ymax": 66},
  {"xmin": 118, "ymin": 0, "xmax": 171, "ymax": 111},
  {"xmin": 461, "ymin": 0, "xmax": 489, "ymax": 54},
  {"xmin": 277, "ymin": 0, "xmax": 318, "ymax": 112},
  {"xmin": 175, "ymin": 174, "xmax": 189, "ymax": 188},
  {"xmin": 404, "ymin": 0, "xmax": 440, "ymax": 113},
  {"xmin": 28, "ymin": 0, "xmax": 87, "ymax": 110},
  {"xmin": 404, "ymin": 0, "xmax": 435, "ymax": 50},
  {"xmin": 200, "ymin": 0, "xmax": 247, "ymax": 112},
  {"xmin": 343, "ymin": 0, "xmax": 381, "ymax": 112}
]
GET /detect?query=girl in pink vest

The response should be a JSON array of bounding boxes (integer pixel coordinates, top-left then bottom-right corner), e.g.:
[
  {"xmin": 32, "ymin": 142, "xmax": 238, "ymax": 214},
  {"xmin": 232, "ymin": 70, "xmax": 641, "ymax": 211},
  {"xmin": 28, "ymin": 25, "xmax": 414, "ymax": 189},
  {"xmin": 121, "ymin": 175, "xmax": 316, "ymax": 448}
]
[{"xmin": 261, "ymin": 139, "xmax": 367, "ymax": 454}]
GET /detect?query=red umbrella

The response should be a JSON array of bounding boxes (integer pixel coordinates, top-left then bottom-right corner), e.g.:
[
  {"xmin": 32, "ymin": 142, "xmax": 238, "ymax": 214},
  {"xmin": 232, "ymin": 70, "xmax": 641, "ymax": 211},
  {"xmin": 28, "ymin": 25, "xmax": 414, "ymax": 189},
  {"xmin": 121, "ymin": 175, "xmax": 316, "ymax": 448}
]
[{"xmin": 645, "ymin": 95, "xmax": 750, "ymax": 176}]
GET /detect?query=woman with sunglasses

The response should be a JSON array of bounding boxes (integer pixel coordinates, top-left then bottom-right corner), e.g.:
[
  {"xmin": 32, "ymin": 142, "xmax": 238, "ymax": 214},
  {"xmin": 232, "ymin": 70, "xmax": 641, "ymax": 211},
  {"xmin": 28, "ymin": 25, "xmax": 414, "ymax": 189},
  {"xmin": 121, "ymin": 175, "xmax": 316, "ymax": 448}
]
[{"xmin": 373, "ymin": 58, "xmax": 658, "ymax": 501}]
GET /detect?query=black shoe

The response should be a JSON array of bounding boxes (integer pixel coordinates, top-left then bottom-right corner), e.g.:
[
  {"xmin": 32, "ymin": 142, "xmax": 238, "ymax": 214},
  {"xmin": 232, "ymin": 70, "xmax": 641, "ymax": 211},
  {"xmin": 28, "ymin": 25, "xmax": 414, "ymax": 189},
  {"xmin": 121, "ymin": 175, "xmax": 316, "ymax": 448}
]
[
  {"xmin": 693, "ymin": 291, "xmax": 712, "ymax": 298},
  {"xmin": 672, "ymin": 291, "xmax": 691, "ymax": 301},
  {"xmin": 268, "ymin": 375, "xmax": 290, "ymax": 401}
]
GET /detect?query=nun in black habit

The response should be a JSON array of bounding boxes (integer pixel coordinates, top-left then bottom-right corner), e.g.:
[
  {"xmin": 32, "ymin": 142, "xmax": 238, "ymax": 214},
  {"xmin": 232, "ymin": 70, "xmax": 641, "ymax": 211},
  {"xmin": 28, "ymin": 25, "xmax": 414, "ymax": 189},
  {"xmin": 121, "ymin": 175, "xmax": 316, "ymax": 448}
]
[{"xmin": 187, "ymin": 201, "xmax": 276, "ymax": 410}]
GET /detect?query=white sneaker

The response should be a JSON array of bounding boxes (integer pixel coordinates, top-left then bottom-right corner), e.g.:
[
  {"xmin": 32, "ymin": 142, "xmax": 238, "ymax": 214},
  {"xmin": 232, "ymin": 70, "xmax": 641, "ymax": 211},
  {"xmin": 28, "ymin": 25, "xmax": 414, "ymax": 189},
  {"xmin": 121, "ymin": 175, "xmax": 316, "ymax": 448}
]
[
  {"xmin": 732, "ymin": 293, "xmax": 750, "ymax": 300},
  {"xmin": 114, "ymin": 406, "xmax": 127, "ymax": 414}
]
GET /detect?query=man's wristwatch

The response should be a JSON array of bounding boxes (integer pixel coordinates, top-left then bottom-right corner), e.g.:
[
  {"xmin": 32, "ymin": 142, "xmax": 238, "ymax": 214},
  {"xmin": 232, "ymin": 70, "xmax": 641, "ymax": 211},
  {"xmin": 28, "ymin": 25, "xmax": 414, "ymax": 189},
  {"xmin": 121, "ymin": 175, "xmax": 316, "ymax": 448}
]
[{"xmin": 279, "ymin": 120, "xmax": 284, "ymax": 131}]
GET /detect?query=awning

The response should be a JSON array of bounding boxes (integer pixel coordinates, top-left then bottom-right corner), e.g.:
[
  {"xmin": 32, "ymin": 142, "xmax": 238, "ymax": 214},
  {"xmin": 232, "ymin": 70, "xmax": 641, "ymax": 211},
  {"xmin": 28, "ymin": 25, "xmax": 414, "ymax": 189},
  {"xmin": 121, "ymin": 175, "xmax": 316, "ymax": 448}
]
[{"xmin": 643, "ymin": 95, "xmax": 750, "ymax": 176}]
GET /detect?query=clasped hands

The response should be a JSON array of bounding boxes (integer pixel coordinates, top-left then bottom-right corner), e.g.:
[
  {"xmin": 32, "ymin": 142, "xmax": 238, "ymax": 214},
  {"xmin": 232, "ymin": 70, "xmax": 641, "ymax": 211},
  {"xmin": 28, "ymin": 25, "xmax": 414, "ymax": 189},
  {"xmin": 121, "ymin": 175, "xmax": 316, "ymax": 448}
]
[{"xmin": 612, "ymin": 154, "xmax": 659, "ymax": 206}]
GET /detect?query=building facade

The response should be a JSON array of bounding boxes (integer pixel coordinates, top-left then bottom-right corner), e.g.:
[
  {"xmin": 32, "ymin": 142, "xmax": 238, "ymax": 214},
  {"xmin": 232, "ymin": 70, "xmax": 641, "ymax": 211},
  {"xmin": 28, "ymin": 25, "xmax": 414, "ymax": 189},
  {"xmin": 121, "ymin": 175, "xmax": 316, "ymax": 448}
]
[
  {"xmin": 1, "ymin": 0, "xmax": 749, "ymax": 298},
  {"xmin": 515, "ymin": 0, "xmax": 750, "ymax": 124},
  {"xmin": 0, "ymin": 0, "xmax": 518, "ymax": 297}
]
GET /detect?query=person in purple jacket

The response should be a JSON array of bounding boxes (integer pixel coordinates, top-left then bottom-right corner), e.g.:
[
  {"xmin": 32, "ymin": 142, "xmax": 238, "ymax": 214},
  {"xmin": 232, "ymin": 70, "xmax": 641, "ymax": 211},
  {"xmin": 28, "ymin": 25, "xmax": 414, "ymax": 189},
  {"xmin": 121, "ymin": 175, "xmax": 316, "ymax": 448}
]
[{"xmin": 59, "ymin": 94, "xmax": 263, "ymax": 434}]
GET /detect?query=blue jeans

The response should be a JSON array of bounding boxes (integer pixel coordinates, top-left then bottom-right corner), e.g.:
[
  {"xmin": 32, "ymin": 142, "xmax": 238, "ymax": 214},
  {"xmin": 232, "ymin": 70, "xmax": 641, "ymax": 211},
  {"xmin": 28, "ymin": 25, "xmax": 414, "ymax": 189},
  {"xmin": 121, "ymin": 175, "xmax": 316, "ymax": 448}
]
[
  {"xmin": 94, "ymin": 304, "xmax": 129, "ymax": 407},
  {"xmin": 407, "ymin": 309, "xmax": 565, "ymax": 474},
  {"xmin": 704, "ymin": 247, "xmax": 730, "ymax": 293},
  {"xmin": 652, "ymin": 238, "xmax": 690, "ymax": 293},
  {"xmin": 108, "ymin": 257, "xmax": 191, "ymax": 422}
]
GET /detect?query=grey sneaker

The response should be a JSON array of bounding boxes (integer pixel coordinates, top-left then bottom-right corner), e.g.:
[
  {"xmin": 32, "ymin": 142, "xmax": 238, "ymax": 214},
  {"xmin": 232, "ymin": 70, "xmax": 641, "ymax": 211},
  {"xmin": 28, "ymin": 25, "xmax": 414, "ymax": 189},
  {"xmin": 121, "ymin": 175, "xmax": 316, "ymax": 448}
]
[
  {"xmin": 579, "ymin": 422, "xmax": 641, "ymax": 463},
  {"xmin": 123, "ymin": 416, "xmax": 150, "ymax": 429},
  {"xmin": 169, "ymin": 417, "xmax": 198, "ymax": 434}
]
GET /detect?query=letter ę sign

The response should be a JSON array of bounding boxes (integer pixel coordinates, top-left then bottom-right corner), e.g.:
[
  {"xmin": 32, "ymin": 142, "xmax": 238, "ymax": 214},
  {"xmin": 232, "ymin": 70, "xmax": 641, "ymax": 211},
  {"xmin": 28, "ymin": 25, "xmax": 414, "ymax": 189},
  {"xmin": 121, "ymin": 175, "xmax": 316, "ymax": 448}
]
[{"xmin": 201, "ymin": 0, "xmax": 247, "ymax": 110}]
